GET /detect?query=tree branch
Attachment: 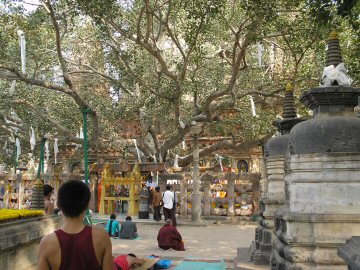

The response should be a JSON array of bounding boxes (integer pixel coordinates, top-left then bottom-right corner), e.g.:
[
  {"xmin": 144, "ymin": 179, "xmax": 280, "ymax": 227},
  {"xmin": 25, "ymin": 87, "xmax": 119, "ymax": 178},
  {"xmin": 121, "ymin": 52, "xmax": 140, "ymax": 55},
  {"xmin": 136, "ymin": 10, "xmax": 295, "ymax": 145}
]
[
  {"xmin": 203, "ymin": 21, "xmax": 256, "ymax": 120},
  {"xmin": 13, "ymin": 99, "xmax": 84, "ymax": 144},
  {"xmin": 178, "ymin": 133, "xmax": 273, "ymax": 167},
  {"xmin": 44, "ymin": 0, "xmax": 73, "ymax": 89},
  {"xmin": 106, "ymin": 18, "xmax": 178, "ymax": 81}
]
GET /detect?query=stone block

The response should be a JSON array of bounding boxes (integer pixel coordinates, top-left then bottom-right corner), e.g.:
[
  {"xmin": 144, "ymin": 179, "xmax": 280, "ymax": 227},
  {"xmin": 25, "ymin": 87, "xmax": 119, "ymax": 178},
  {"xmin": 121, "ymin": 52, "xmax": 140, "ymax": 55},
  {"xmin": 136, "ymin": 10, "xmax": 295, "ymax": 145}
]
[
  {"xmin": 274, "ymin": 212, "xmax": 360, "ymax": 245},
  {"xmin": 337, "ymin": 236, "xmax": 360, "ymax": 270},
  {"xmin": 271, "ymin": 244, "xmax": 347, "ymax": 270},
  {"xmin": 286, "ymin": 153, "xmax": 360, "ymax": 215}
]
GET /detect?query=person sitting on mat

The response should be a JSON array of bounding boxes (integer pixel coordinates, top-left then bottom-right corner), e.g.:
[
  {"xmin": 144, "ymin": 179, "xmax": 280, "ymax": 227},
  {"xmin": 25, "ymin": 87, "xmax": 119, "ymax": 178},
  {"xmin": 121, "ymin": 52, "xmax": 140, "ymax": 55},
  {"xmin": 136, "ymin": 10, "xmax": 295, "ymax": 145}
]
[
  {"xmin": 120, "ymin": 216, "xmax": 138, "ymax": 239},
  {"xmin": 105, "ymin": 214, "xmax": 120, "ymax": 237},
  {"xmin": 157, "ymin": 219, "xmax": 185, "ymax": 251}
]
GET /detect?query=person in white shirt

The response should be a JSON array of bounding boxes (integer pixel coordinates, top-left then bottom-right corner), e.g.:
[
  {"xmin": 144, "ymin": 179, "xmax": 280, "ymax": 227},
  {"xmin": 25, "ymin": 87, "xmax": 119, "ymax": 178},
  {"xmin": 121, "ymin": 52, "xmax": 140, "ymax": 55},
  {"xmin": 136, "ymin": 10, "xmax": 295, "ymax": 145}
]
[{"xmin": 162, "ymin": 185, "xmax": 177, "ymax": 226}]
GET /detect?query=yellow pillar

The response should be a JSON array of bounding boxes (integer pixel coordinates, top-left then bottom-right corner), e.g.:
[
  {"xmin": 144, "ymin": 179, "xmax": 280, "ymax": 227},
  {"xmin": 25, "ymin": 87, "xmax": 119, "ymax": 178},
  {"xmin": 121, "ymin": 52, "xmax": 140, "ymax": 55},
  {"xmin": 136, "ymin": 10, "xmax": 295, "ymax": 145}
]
[
  {"xmin": 99, "ymin": 180, "xmax": 105, "ymax": 214},
  {"xmin": 128, "ymin": 177, "xmax": 136, "ymax": 216},
  {"xmin": 128, "ymin": 164, "xmax": 141, "ymax": 216}
]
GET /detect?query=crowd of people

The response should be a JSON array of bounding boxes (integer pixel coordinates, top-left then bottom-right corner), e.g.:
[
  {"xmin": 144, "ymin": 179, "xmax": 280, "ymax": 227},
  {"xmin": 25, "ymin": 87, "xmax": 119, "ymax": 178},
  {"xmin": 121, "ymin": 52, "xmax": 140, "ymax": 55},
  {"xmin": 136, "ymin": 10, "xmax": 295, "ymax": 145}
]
[{"xmin": 38, "ymin": 180, "xmax": 184, "ymax": 270}]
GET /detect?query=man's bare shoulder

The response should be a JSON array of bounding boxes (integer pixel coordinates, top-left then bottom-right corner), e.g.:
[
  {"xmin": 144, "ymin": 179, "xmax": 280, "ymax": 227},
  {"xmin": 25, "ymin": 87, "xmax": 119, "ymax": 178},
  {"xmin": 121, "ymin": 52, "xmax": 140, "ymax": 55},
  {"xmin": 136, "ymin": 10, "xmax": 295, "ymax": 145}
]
[
  {"xmin": 39, "ymin": 232, "xmax": 59, "ymax": 254},
  {"xmin": 92, "ymin": 226, "xmax": 109, "ymax": 240},
  {"xmin": 40, "ymin": 232, "xmax": 57, "ymax": 245}
]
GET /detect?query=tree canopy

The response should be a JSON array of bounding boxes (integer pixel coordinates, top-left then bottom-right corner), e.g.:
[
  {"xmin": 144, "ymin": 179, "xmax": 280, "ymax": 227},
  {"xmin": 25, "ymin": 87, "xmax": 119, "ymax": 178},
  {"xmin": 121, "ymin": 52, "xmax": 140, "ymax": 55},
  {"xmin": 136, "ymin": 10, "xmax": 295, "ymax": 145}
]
[{"xmin": 0, "ymin": 0, "xmax": 359, "ymax": 167}]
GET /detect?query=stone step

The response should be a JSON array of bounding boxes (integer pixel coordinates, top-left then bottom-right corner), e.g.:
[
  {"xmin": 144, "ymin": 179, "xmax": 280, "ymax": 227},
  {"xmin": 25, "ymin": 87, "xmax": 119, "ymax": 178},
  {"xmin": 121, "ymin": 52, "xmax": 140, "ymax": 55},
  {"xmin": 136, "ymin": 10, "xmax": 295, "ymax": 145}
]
[{"xmin": 234, "ymin": 257, "xmax": 269, "ymax": 270}]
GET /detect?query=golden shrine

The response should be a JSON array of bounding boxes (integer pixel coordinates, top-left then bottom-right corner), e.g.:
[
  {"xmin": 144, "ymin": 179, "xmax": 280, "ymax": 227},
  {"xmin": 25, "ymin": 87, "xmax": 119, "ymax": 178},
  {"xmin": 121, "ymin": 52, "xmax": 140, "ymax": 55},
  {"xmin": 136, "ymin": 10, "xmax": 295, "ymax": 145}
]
[{"xmin": 97, "ymin": 163, "xmax": 142, "ymax": 216}]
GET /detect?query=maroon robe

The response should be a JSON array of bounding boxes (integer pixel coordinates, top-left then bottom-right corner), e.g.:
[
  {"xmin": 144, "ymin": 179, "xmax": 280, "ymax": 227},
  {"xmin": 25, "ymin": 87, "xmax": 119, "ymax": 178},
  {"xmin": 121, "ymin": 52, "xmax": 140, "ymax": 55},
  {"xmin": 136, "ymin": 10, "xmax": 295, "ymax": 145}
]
[{"xmin": 157, "ymin": 224, "xmax": 185, "ymax": 251}]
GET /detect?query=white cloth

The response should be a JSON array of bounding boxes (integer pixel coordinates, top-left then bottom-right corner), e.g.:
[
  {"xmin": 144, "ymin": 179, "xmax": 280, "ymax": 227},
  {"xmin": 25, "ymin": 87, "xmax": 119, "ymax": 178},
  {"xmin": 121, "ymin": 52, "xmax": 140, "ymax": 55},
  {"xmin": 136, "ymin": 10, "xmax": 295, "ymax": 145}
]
[
  {"xmin": 322, "ymin": 63, "xmax": 351, "ymax": 86},
  {"xmin": 162, "ymin": 190, "xmax": 174, "ymax": 209},
  {"xmin": 30, "ymin": 126, "xmax": 36, "ymax": 151},
  {"xmin": 145, "ymin": 180, "xmax": 156, "ymax": 188}
]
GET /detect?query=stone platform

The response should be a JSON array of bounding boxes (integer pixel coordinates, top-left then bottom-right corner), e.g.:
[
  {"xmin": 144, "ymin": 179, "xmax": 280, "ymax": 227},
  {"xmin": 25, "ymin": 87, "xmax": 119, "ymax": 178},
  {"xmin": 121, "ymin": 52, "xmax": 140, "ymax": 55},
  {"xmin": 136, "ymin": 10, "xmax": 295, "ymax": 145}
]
[{"xmin": 0, "ymin": 216, "xmax": 61, "ymax": 270}]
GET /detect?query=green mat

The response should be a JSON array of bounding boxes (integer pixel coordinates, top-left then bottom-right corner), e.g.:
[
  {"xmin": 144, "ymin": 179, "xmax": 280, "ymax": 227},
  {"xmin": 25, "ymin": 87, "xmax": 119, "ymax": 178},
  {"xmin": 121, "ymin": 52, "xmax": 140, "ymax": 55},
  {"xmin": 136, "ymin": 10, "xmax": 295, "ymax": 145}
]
[{"xmin": 174, "ymin": 259, "xmax": 226, "ymax": 270}]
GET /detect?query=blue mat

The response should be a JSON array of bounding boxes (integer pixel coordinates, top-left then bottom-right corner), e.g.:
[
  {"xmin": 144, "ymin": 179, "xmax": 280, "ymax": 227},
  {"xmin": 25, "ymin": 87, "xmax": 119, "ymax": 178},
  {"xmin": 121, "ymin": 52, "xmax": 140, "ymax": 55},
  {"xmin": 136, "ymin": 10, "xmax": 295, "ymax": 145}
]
[{"xmin": 174, "ymin": 259, "xmax": 226, "ymax": 270}]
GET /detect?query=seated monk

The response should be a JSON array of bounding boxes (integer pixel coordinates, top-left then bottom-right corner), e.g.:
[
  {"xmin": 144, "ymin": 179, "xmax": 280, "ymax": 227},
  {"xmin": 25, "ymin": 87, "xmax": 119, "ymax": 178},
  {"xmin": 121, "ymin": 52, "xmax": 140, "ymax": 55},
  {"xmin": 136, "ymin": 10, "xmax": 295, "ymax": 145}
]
[
  {"xmin": 113, "ymin": 253, "xmax": 144, "ymax": 270},
  {"xmin": 157, "ymin": 219, "xmax": 185, "ymax": 251}
]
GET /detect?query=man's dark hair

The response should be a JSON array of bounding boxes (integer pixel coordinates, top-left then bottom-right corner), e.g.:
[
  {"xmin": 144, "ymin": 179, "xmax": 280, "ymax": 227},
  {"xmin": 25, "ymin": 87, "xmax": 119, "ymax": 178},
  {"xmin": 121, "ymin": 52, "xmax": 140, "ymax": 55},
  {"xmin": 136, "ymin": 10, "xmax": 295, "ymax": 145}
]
[
  {"xmin": 166, "ymin": 185, "xmax": 171, "ymax": 190},
  {"xmin": 128, "ymin": 253, "xmax": 136, "ymax": 258},
  {"xmin": 43, "ymin": 184, "xmax": 53, "ymax": 197},
  {"xmin": 125, "ymin": 216, "xmax": 132, "ymax": 221},
  {"xmin": 155, "ymin": 186, "xmax": 160, "ymax": 192},
  {"xmin": 57, "ymin": 180, "xmax": 90, "ymax": 217},
  {"xmin": 110, "ymin": 214, "xmax": 116, "ymax": 219}
]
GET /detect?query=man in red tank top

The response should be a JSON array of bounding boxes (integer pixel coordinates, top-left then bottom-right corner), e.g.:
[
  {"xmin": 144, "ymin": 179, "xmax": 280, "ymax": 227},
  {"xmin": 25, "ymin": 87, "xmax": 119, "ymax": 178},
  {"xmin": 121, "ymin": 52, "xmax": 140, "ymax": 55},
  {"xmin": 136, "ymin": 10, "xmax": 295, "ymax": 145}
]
[{"xmin": 38, "ymin": 180, "xmax": 114, "ymax": 270}]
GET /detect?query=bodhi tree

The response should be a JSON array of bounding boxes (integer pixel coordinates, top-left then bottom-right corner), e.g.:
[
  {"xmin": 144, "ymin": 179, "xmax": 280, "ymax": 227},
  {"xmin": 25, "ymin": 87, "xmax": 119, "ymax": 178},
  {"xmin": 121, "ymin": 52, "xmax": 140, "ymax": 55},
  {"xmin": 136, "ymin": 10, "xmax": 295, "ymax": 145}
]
[
  {"xmin": 0, "ymin": 0, "xmax": 115, "ymax": 166},
  {"xmin": 71, "ymin": 0, "xmax": 336, "ymax": 165},
  {"xmin": 0, "ymin": 0, "xmax": 358, "ymax": 167}
]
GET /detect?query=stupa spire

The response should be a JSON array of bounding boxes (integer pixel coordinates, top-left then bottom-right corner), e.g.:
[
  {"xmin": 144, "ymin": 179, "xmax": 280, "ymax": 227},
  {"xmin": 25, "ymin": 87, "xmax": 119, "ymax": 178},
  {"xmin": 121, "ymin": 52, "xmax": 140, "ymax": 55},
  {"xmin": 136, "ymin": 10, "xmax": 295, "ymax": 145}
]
[
  {"xmin": 273, "ymin": 82, "xmax": 303, "ymax": 135},
  {"xmin": 326, "ymin": 29, "xmax": 343, "ymax": 67},
  {"xmin": 321, "ymin": 29, "xmax": 351, "ymax": 86},
  {"xmin": 282, "ymin": 82, "xmax": 297, "ymax": 119}
]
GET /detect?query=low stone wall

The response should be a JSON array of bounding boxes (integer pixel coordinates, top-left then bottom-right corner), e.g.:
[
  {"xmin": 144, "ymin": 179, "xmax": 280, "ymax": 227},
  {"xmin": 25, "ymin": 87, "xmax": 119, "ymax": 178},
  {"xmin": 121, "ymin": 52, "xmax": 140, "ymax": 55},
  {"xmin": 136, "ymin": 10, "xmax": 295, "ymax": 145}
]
[{"xmin": 0, "ymin": 216, "xmax": 61, "ymax": 270}]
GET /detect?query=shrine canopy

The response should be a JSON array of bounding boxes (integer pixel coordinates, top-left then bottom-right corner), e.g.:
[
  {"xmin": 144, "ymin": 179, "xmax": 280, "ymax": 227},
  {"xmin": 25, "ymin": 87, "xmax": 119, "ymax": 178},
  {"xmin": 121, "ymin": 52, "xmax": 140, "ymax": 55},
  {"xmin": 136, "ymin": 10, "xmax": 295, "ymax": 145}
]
[{"xmin": 90, "ymin": 162, "xmax": 165, "ymax": 215}]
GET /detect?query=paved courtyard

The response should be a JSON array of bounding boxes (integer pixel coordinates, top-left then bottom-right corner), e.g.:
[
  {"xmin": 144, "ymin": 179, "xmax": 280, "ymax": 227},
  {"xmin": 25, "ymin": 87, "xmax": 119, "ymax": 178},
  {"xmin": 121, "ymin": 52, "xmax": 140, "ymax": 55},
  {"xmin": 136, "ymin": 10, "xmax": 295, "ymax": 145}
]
[{"xmin": 109, "ymin": 222, "xmax": 268, "ymax": 269}]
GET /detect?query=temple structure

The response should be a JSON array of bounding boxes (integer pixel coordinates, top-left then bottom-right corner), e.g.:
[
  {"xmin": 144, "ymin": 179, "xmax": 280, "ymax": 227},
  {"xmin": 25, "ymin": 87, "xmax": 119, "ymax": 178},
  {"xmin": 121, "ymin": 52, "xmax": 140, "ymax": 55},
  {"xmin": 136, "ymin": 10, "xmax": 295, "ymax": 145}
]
[
  {"xmin": 271, "ymin": 30, "xmax": 360, "ymax": 269},
  {"xmin": 249, "ymin": 83, "xmax": 303, "ymax": 264}
]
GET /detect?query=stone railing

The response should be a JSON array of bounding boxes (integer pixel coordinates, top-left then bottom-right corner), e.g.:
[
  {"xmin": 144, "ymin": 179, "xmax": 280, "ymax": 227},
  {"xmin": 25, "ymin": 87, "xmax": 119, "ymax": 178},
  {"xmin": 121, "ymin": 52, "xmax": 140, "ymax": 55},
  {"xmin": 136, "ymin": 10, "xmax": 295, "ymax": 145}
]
[
  {"xmin": 0, "ymin": 215, "xmax": 61, "ymax": 270},
  {"xmin": 158, "ymin": 172, "xmax": 261, "ymax": 218}
]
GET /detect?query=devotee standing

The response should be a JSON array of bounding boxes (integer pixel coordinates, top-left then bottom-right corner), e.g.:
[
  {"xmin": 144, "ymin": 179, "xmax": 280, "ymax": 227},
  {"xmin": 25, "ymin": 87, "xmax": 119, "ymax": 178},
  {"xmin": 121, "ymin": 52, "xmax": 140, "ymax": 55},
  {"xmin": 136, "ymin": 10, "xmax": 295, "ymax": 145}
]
[
  {"xmin": 120, "ymin": 216, "xmax": 138, "ymax": 239},
  {"xmin": 152, "ymin": 186, "xmax": 162, "ymax": 221},
  {"xmin": 38, "ymin": 180, "xmax": 113, "ymax": 270},
  {"xmin": 43, "ymin": 184, "xmax": 54, "ymax": 215},
  {"xmin": 163, "ymin": 185, "xmax": 177, "ymax": 226},
  {"xmin": 139, "ymin": 185, "xmax": 150, "ymax": 219},
  {"xmin": 157, "ymin": 219, "xmax": 185, "ymax": 251},
  {"xmin": 105, "ymin": 214, "xmax": 121, "ymax": 237}
]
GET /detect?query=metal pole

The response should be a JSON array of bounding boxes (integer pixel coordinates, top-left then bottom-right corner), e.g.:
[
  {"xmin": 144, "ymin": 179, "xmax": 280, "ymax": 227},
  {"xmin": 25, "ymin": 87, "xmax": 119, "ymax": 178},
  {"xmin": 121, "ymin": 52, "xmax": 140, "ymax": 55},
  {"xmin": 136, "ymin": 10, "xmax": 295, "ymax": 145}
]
[
  {"xmin": 82, "ymin": 108, "xmax": 92, "ymax": 225},
  {"xmin": 191, "ymin": 132, "xmax": 201, "ymax": 222}
]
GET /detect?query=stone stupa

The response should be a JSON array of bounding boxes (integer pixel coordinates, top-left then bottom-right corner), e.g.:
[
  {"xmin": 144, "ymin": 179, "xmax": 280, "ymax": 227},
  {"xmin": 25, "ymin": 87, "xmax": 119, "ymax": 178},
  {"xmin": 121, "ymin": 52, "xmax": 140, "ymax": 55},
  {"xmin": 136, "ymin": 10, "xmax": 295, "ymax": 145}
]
[
  {"xmin": 271, "ymin": 29, "xmax": 360, "ymax": 270},
  {"xmin": 250, "ymin": 82, "xmax": 303, "ymax": 264}
]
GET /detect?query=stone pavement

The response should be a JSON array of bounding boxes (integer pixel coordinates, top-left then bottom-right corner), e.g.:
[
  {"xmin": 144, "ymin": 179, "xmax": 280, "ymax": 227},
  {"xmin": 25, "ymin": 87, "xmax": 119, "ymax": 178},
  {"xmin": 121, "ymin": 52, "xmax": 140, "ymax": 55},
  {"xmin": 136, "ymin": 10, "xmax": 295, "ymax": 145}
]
[{"xmin": 93, "ymin": 214, "xmax": 268, "ymax": 270}]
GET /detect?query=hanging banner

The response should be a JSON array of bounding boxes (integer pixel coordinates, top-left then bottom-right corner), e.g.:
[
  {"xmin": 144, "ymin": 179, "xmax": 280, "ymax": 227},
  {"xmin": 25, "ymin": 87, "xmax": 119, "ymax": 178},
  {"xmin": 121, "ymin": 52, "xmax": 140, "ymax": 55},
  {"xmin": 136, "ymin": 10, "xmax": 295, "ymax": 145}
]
[
  {"xmin": 9, "ymin": 80, "xmax": 16, "ymax": 95},
  {"xmin": 54, "ymin": 138, "xmax": 59, "ymax": 164},
  {"xmin": 17, "ymin": 30, "xmax": 26, "ymax": 75},
  {"xmin": 249, "ymin": 96, "xmax": 256, "ymax": 117},
  {"xmin": 30, "ymin": 126, "xmax": 36, "ymax": 151},
  {"xmin": 15, "ymin": 138, "xmax": 21, "ymax": 162},
  {"xmin": 45, "ymin": 140, "xmax": 50, "ymax": 163}
]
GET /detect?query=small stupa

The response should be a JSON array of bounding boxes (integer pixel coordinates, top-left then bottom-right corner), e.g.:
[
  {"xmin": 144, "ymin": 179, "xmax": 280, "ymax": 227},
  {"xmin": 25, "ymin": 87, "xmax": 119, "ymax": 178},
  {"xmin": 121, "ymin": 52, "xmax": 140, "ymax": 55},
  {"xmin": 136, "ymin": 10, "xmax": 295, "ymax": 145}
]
[
  {"xmin": 250, "ymin": 82, "xmax": 303, "ymax": 264},
  {"xmin": 326, "ymin": 29, "xmax": 343, "ymax": 67},
  {"xmin": 322, "ymin": 29, "xmax": 351, "ymax": 87}
]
